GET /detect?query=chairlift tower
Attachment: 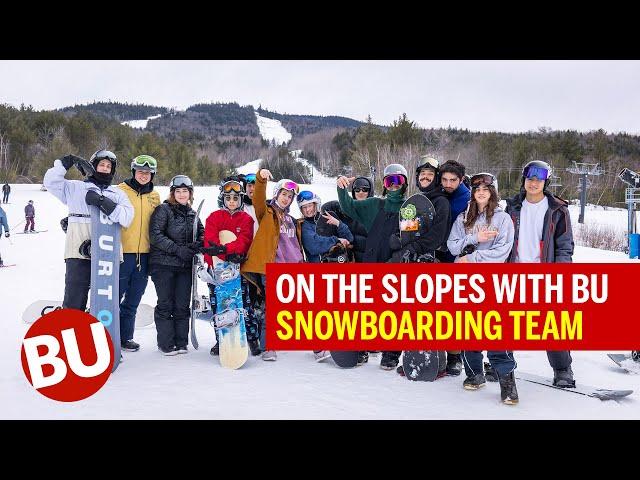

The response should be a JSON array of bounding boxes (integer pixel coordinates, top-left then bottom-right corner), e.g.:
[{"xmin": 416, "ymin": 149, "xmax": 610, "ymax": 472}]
[
  {"xmin": 618, "ymin": 168, "xmax": 640, "ymax": 257},
  {"xmin": 566, "ymin": 162, "xmax": 603, "ymax": 224}
]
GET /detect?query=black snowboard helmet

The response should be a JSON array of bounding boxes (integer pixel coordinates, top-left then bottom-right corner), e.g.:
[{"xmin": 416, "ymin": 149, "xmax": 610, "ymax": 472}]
[
  {"xmin": 351, "ymin": 176, "xmax": 374, "ymax": 199},
  {"xmin": 89, "ymin": 149, "xmax": 117, "ymax": 185}
]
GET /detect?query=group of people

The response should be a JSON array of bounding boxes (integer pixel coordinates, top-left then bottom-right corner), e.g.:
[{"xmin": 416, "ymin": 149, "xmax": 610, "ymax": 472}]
[
  {"xmin": 38, "ymin": 148, "xmax": 591, "ymax": 406},
  {"xmin": 0, "ymin": 197, "xmax": 38, "ymax": 266}
]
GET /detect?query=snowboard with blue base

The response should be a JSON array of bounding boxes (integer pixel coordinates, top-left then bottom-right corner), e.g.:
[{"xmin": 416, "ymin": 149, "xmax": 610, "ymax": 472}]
[
  {"xmin": 89, "ymin": 205, "xmax": 121, "ymax": 373},
  {"xmin": 213, "ymin": 230, "xmax": 248, "ymax": 369}
]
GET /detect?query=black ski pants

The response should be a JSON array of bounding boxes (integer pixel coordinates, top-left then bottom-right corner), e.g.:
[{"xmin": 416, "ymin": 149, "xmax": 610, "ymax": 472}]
[
  {"xmin": 63, "ymin": 258, "xmax": 91, "ymax": 311},
  {"xmin": 150, "ymin": 266, "xmax": 192, "ymax": 351}
]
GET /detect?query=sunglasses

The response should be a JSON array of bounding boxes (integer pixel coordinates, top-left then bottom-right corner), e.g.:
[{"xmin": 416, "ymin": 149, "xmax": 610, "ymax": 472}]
[
  {"xmin": 245, "ymin": 173, "xmax": 256, "ymax": 184},
  {"xmin": 383, "ymin": 175, "xmax": 406, "ymax": 189},
  {"xmin": 170, "ymin": 175, "xmax": 193, "ymax": 189},
  {"xmin": 297, "ymin": 190, "xmax": 315, "ymax": 202},
  {"xmin": 221, "ymin": 181, "xmax": 243, "ymax": 193},
  {"xmin": 280, "ymin": 181, "xmax": 300, "ymax": 195},
  {"xmin": 470, "ymin": 173, "xmax": 496, "ymax": 188},
  {"xmin": 353, "ymin": 187, "xmax": 370, "ymax": 193},
  {"xmin": 523, "ymin": 165, "xmax": 550, "ymax": 181}
]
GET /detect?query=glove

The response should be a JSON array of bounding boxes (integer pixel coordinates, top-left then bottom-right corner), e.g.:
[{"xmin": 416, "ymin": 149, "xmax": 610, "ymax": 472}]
[
  {"xmin": 60, "ymin": 154, "xmax": 82, "ymax": 171},
  {"xmin": 389, "ymin": 233, "xmax": 402, "ymax": 251},
  {"xmin": 4, "ymin": 232, "xmax": 9, "ymax": 238},
  {"xmin": 176, "ymin": 245, "xmax": 196, "ymax": 262},
  {"xmin": 201, "ymin": 243, "xmax": 227, "ymax": 256},
  {"xmin": 79, "ymin": 239, "xmax": 91, "ymax": 259},
  {"xmin": 85, "ymin": 190, "xmax": 117, "ymax": 216},
  {"xmin": 60, "ymin": 217, "xmax": 68, "ymax": 233},
  {"xmin": 226, "ymin": 253, "xmax": 247, "ymax": 264}
]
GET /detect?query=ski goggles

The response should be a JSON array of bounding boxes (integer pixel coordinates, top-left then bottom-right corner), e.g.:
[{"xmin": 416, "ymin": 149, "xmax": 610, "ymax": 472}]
[
  {"xmin": 353, "ymin": 187, "xmax": 370, "ymax": 193},
  {"xmin": 221, "ymin": 181, "xmax": 243, "ymax": 193},
  {"xmin": 383, "ymin": 175, "xmax": 406, "ymax": 189},
  {"xmin": 170, "ymin": 175, "xmax": 194, "ymax": 189},
  {"xmin": 245, "ymin": 173, "xmax": 256, "ymax": 184},
  {"xmin": 419, "ymin": 156, "xmax": 439, "ymax": 170},
  {"xmin": 91, "ymin": 149, "xmax": 117, "ymax": 162},
  {"xmin": 523, "ymin": 165, "xmax": 550, "ymax": 181},
  {"xmin": 297, "ymin": 190, "xmax": 315, "ymax": 203},
  {"xmin": 470, "ymin": 173, "xmax": 497, "ymax": 188},
  {"xmin": 279, "ymin": 181, "xmax": 300, "ymax": 195},
  {"xmin": 131, "ymin": 155, "xmax": 157, "ymax": 172}
]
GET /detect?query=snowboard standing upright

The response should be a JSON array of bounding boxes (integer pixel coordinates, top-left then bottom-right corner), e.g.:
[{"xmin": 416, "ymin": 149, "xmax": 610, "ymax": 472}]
[
  {"xmin": 212, "ymin": 230, "xmax": 248, "ymax": 369},
  {"xmin": 89, "ymin": 205, "xmax": 121, "ymax": 372},
  {"xmin": 189, "ymin": 199, "xmax": 205, "ymax": 350}
]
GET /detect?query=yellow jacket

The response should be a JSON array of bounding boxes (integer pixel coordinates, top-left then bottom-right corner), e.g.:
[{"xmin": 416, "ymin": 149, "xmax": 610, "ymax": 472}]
[{"xmin": 118, "ymin": 181, "xmax": 161, "ymax": 254}]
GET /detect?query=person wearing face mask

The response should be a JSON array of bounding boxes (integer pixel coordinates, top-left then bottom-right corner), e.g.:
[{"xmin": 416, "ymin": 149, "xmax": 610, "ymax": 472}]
[
  {"xmin": 241, "ymin": 170, "xmax": 305, "ymax": 362},
  {"xmin": 117, "ymin": 155, "xmax": 161, "ymax": 353},
  {"xmin": 336, "ymin": 164, "xmax": 408, "ymax": 370},
  {"xmin": 149, "ymin": 175, "xmax": 204, "ymax": 356},
  {"xmin": 447, "ymin": 172, "xmax": 518, "ymax": 404},
  {"xmin": 43, "ymin": 149, "xmax": 134, "ymax": 311}
]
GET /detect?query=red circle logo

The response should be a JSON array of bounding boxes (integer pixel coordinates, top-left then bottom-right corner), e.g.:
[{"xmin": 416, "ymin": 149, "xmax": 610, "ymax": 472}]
[{"xmin": 21, "ymin": 309, "xmax": 114, "ymax": 402}]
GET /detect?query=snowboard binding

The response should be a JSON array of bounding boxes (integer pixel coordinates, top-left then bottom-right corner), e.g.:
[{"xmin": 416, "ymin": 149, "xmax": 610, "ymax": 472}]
[{"xmin": 212, "ymin": 262, "xmax": 240, "ymax": 285}]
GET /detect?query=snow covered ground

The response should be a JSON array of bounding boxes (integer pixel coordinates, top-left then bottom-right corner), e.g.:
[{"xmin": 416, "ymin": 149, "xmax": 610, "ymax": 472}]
[
  {"xmin": 121, "ymin": 114, "xmax": 162, "ymax": 129},
  {"xmin": 255, "ymin": 112, "xmax": 292, "ymax": 145},
  {"xmin": 1, "ymin": 177, "xmax": 639, "ymax": 420}
]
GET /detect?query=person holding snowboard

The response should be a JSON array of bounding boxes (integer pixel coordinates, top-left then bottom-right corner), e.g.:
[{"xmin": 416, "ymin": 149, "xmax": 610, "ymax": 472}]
[
  {"xmin": 43, "ymin": 150, "xmax": 134, "ymax": 311},
  {"xmin": 447, "ymin": 172, "xmax": 518, "ymax": 404},
  {"xmin": 203, "ymin": 176, "xmax": 260, "ymax": 357},
  {"xmin": 0, "ymin": 204, "xmax": 9, "ymax": 266},
  {"xmin": 297, "ymin": 189, "xmax": 353, "ymax": 362},
  {"xmin": 149, "ymin": 175, "xmax": 204, "ymax": 356},
  {"xmin": 506, "ymin": 160, "xmax": 575, "ymax": 387},
  {"xmin": 2, "ymin": 183, "xmax": 10, "ymax": 203},
  {"xmin": 336, "ymin": 164, "xmax": 408, "ymax": 370},
  {"xmin": 241, "ymin": 170, "xmax": 305, "ymax": 362},
  {"xmin": 24, "ymin": 200, "xmax": 35, "ymax": 233},
  {"xmin": 117, "ymin": 155, "xmax": 161, "ymax": 353}
]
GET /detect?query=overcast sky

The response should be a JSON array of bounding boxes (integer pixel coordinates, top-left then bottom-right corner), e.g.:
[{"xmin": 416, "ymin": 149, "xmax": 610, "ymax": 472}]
[{"xmin": 1, "ymin": 60, "xmax": 639, "ymax": 134}]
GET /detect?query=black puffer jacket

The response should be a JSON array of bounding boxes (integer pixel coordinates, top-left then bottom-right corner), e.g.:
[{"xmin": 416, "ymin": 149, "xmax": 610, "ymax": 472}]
[
  {"xmin": 320, "ymin": 200, "xmax": 368, "ymax": 262},
  {"xmin": 149, "ymin": 201, "xmax": 204, "ymax": 270}
]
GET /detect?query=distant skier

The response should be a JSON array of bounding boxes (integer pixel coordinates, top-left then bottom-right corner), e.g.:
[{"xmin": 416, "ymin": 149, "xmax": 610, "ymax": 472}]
[
  {"xmin": 506, "ymin": 160, "xmax": 575, "ymax": 387},
  {"xmin": 2, "ymin": 183, "xmax": 9, "ymax": 203},
  {"xmin": 0, "ymin": 204, "xmax": 9, "ymax": 266},
  {"xmin": 447, "ymin": 172, "xmax": 518, "ymax": 404},
  {"xmin": 43, "ymin": 150, "xmax": 134, "ymax": 311},
  {"xmin": 24, "ymin": 200, "xmax": 35, "ymax": 233}
]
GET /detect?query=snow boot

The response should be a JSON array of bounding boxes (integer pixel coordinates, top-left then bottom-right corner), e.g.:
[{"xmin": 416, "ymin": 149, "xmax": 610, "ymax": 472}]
[
  {"xmin": 553, "ymin": 366, "xmax": 576, "ymax": 388},
  {"xmin": 484, "ymin": 361, "xmax": 499, "ymax": 382},
  {"xmin": 446, "ymin": 352, "xmax": 462, "ymax": 376},
  {"xmin": 498, "ymin": 371, "xmax": 519, "ymax": 405},
  {"xmin": 463, "ymin": 373, "xmax": 487, "ymax": 390}
]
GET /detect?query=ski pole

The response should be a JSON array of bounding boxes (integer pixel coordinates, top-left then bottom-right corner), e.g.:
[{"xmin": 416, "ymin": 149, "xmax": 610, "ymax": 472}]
[{"xmin": 10, "ymin": 219, "xmax": 25, "ymax": 232}]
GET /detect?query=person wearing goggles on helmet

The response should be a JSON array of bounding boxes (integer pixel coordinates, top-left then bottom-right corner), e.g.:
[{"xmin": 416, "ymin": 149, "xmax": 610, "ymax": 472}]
[
  {"xmin": 116, "ymin": 155, "xmax": 161, "ymax": 353},
  {"xmin": 505, "ymin": 160, "xmax": 575, "ymax": 388},
  {"xmin": 148, "ymin": 175, "xmax": 204, "ymax": 355},
  {"xmin": 43, "ymin": 149, "xmax": 134, "ymax": 313},
  {"xmin": 446, "ymin": 172, "xmax": 518, "ymax": 404},
  {"xmin": 241, "ymin": 169, "xmax": 305, "ymax": 362},
  {"xmin": 235, "ymin": 173, "xmax": 259, "ymax": 236},
  {"xmin": 337, "ymin": 163, "xmax": 409, "ymax": 371},
  {"xmin": 204, "ymin": 176, "xmax": 260, "ymax": 357}
]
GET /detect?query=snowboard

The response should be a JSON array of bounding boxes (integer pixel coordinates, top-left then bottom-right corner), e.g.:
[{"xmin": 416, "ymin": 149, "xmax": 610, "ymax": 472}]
[
  {"xmin": 89, "ymin": 205, "xmax": 121, "ymax": 372},
  {"xmin": 22, "ymin": 300, "xmax": 155, "ymax": 327},
  {"xmin": 330, "ymin": 351, "xmax": 359, "ymax": 368},
  {"xmin": 402, "ymin": 350, "xmax": 446, "ymax": 381},
  {"xmin": 189, "ymin": 199, "xmax": 205, "ymax": 350},
  {"xmin": 213, "ymin": 230, "xmax": 248, "ymax": 369},
  {"xmin": 16, "ymin": 230, "xmax": 48, "ymax": 234},
  {"xmin": 607, "ymin": 353, "xmax": 640, "ymax": 374},
  {"xmin": 515, "ymin": 371, "xmax": 633, "ymax": 400},
  {"xmin": 0, "ymin": 264, "xmax": 16, "ymax": 268},
  {"xmin": 399, "ymin": 194, "xmax": 436, "ymax": 247}
]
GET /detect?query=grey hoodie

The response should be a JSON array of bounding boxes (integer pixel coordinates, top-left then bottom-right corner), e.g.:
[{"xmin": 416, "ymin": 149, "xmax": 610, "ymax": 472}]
[{"xmin": 447, "ymin": 207, "xmax": 514, "ymax": 263}]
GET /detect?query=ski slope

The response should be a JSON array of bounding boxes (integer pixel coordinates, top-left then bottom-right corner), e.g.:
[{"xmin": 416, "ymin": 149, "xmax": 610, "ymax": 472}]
[
  {"xmin": 255, "ymin": 112, "xmax": 292, "ymax": 145},
  {"xmin": 1, "ymin": 176, "xmax": 639, "ymax": 419},
  {"xmin": 121, "ymin": 114, "xmax": 162, "ymax": 129}
]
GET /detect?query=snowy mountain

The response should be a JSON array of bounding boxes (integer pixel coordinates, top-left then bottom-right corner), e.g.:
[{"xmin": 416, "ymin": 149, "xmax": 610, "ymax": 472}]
[
  {"xmin": 255, "ymin": 112, "xmax": 292, "ymax": 145},
  {"xmin": 121, "ymin": 114, "xmax": 163, "ymax": 129},
  {"xmin": 1, "ymin": 166, "xmax": 638, "ymax": 419}
]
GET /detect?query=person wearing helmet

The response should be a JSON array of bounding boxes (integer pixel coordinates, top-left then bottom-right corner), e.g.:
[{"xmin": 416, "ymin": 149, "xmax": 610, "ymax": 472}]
[
  {"xmin": 241, "ymin": 170, "xmax": 305, "ymax": 362},
  {"xmin": 43, "ymin": 150, "xmax": 134, "ymax": 311},
  {"xmin": 447, "ymin": 172, "xmax": 518, "ymax": 404},
  {"xmin": 24, "ymin": 200, "xmax": 35, "ymax": 233},
  {"xmin": 239, "ymin": 172, "xmax": 259, "ymax": 237},
  {"xmin": 116, "ymin": 155, "xmax": 161, "ymax": 353},
  {"xmin": 436, "ymin": 160, "xmax": 471, "ymax": 263},
  {"xmin": 505, "ymin": 160, "xmax": 575, "ymax": 387},
  {"xmin": 149, "ymin": 175, "xmax": 205, "ymax": 355},
  {"xmin": 204, "ymin": 176, "xmax": 260, "ymax": 357},
  {"xmin": 337, "ymin": 164, "xmax": 408, "ymax": 370}
]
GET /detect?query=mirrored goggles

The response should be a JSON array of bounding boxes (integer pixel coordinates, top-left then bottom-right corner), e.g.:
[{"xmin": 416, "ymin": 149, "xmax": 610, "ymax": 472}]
[
  {"xmin": 470, "ymin": 173, "xmax": 496, "ymax": 188},
  {"xmin": 523, "ymin": 165, "xmax": 550, "ymax": 180},
  {"xmin": 221, "ymin": 181, "xmax": 243, "ymax": 193},
  {"xmin": 383, "ymin": 175, "xmax": 406, "ymax": 189}
]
